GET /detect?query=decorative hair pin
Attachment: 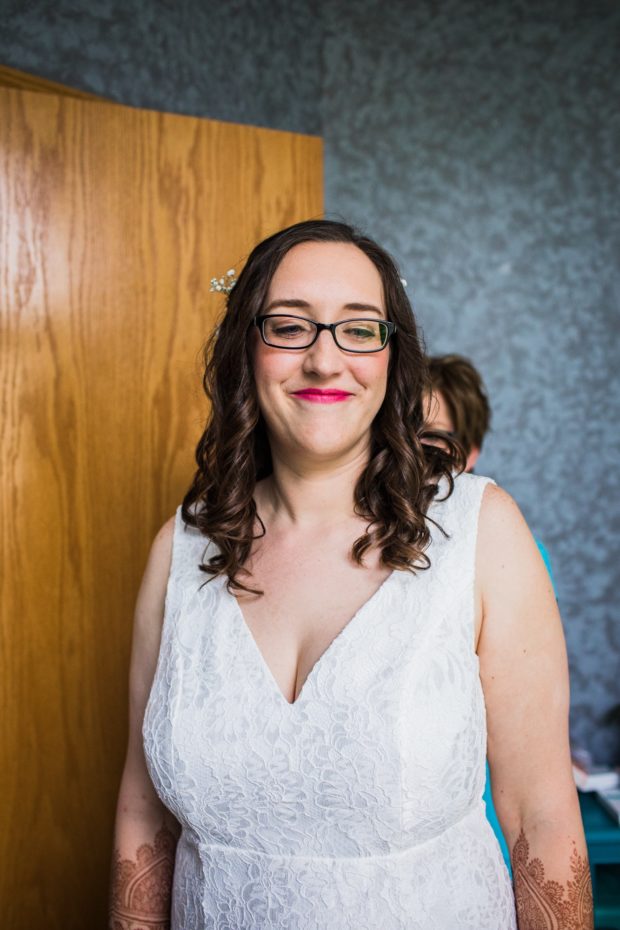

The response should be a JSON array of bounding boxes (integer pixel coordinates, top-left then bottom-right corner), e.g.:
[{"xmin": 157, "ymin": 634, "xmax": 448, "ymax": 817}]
[{"xmin": 210, "ymin": 269, "xmax": 237, "ymax": 295}]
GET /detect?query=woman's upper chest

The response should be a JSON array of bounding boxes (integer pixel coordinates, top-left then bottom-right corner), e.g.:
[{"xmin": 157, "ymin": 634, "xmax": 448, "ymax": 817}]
[{"xmin": 234, "ymin": 532, "xmax": 393, "ymax": 704}]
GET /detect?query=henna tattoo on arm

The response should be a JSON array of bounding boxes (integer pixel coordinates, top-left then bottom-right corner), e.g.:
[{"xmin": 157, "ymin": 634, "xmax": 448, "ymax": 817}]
[
  {"xmin": 109, "ymin": 823, "xmax": 177, "ymax": 930},
  {"xmin": 512, "ymin": 829, "xmax": 594, "ymax": 930}
]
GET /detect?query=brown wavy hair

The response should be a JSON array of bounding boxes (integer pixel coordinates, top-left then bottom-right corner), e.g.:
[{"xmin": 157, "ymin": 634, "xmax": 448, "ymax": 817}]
[
  {"xmin": 182, "ymin": 219, "xmax": 464, "ymax": 594},
  {"xmin": 427, "ymin": 353, "xmax": 491, "ymax": 454}
]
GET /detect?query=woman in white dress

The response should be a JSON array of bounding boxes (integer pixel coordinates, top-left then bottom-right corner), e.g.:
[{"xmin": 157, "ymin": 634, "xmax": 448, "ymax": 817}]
[{"xmin": 109, "ymin": 220, "xmax": 592, "ymax": 930}]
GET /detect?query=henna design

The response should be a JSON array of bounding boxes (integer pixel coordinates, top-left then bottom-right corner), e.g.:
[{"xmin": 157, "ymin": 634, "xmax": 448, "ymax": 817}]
[
  {"xmin": 110, "ymin": 824, "xmax": 177, "ymax": 930},
  {"xmin": 512, "ymin": 829, "xmax": 593, "ymax": 930}
]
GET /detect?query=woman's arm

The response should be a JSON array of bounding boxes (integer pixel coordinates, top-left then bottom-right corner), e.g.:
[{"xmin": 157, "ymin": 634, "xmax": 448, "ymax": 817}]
[
  {"xmin": 476, "ymin": 485, "xmax": 593, "ymax": 930},
  {"xmin": 109, "ymin": 518, "xmax": 180, "ymax": 930}
]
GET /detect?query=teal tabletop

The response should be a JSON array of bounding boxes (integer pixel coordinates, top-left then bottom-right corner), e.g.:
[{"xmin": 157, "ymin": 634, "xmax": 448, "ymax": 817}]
[{"xmin": 579, "ymin": 791, "xmax": 620, "ymax": 930}]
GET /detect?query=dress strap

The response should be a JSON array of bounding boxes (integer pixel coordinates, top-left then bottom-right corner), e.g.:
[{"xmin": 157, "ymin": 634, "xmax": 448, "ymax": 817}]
[{"xmin": 426, "ymin": 473, "xmax": 496, "ymax": 636}]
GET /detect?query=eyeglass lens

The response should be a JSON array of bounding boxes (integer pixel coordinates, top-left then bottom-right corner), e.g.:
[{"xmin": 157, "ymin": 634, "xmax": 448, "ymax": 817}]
[{"xmin": 262, "ymin": 316, "xmax": 388, "ymax": 351}]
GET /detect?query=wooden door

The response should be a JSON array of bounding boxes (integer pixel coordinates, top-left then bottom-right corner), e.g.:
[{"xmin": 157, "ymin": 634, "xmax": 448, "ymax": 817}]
[{"xmin": 0, "ymin": 80, "xmax": 322, "ymax": 929}]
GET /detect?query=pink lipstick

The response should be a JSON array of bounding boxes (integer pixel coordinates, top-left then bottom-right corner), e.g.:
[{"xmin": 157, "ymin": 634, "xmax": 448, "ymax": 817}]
[{"xmin": 292, "ymin": 389, "xmax": 352, "ymax": 404}]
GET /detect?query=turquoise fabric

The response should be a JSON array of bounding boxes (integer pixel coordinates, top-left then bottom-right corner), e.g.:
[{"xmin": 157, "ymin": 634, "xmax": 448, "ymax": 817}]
[
  {"xmin": 483, "ymin": 536, "xmax": 556, "ymax": 873},
  {"xmin": 483, "ymin": 762, "xmax": 511, "ymax": 871},
  {"xmin": 535, "ymin": 538, "xmax": 556, "ymax": 592}
]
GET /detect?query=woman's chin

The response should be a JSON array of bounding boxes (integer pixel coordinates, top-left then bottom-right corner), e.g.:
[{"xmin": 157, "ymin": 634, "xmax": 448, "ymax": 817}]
[{"xmin": 290, "ymin": 432, "xmax": 369, "ymax": 464}]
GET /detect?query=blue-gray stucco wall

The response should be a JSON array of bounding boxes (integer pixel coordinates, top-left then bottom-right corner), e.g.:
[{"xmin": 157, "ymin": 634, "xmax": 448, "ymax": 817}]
[
  {"xmin": 2, "ymin": 0, "xmax": 619, "ymax": 763},
  {"xmin": 1, "ymin": 0, "xmax": 323, "ymax": 133}
]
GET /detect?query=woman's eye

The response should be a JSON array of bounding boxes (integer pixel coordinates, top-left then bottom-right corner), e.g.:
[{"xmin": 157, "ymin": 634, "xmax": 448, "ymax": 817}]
[
  {"xmin": 273, "ymin": 324, "xmax": 304, "ymax": 336},
  {"xmin": 344, "ymin": 326, "xmax": 376, "ymax": 339}
]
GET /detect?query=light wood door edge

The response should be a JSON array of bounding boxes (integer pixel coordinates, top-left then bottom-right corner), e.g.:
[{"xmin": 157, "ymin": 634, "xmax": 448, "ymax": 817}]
[{"xmin": 0, "ymin": 64, "xmax": 103, "ymax": 100}]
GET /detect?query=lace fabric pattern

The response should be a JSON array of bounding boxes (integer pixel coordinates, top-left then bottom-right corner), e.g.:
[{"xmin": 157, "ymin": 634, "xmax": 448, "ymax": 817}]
[{"xmin": 143, "ymin": 473, "xmax": 517, "ymax": 929}]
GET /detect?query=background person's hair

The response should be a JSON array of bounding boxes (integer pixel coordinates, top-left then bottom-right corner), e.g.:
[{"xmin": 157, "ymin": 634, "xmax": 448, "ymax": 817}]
[
  {"xmin": 427, "ymin": 354, "xmax": 491, "ymax": 455},
  {"xmin": 182, "ymin": 219, "xmax": 464, "ymax": 594}
]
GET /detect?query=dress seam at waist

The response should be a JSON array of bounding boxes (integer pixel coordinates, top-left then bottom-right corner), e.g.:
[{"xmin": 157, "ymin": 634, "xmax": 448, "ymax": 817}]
[{"xmin": 194, "ymin": 802, "xmax": 484, "ymax": 863}]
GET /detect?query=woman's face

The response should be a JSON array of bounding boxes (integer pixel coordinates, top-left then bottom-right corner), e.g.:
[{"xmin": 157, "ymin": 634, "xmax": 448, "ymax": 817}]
[{"xmin": 251, "ymin": 241, "xmax": 391, "ymax": 467}]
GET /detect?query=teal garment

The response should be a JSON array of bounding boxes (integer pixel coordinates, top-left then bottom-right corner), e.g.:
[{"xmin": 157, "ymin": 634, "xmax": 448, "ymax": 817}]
[
  {"xmin": 535, "ymin": 538, "xmax": 556, "ymax": 592},
  {"xmin": 483, "ymin": 762, "xmax": 511, "ymax": 871},
  {"xmin": 483, "ymin": 536, "xmax": 556, "ymax": 874}
]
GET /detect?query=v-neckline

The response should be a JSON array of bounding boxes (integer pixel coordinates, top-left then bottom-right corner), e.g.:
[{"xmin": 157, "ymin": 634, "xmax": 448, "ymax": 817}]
[{"xmin": 223, "ymin": 569, "xmax": 399, "ymax": 708}]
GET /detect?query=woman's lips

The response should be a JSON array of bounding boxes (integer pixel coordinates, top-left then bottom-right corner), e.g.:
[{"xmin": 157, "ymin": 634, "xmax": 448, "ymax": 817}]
[{"xmin": 292, "ymin": 389, "xmax": 353, "ymax": 404}]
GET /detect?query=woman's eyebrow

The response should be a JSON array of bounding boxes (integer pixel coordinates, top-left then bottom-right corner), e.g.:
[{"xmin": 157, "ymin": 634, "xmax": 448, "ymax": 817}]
[
  {"xmin": 342, "ymin": 302, "xmax": 383, "ymax": 316},
  {"xmin": 263, "ymin": 298, "xmax": 311, "ymax": 312},
  {"xmin": 263, "ymin": 298, "xmax": 384, "ymax": 315}
]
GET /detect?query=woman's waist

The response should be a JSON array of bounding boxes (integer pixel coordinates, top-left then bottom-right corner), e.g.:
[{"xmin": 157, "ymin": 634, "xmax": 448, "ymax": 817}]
[{"xmin": 183, "ymin": 799, "xmax": 490, "ymax": 864}]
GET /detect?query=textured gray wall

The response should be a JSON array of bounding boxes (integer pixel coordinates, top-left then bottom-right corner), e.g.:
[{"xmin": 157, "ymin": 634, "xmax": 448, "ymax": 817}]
[
  {"xmin": 0, "ymin": 0, "xmax": 323, "ymax": 133},
  {"xmin": 1, "ymin": 0, "xmax": 618, "ymax": 763}
]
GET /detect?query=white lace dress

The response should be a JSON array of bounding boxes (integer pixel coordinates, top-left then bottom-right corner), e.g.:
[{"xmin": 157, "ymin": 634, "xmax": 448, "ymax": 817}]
[{"xmin": 143, "ymin": 473, "xmax": 517, "ymax": 929}]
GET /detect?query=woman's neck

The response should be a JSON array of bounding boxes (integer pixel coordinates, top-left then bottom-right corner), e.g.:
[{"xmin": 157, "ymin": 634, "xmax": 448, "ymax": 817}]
[{"xmin": 256, "ymin": 447, "xmax": 370, "ymax": 530}]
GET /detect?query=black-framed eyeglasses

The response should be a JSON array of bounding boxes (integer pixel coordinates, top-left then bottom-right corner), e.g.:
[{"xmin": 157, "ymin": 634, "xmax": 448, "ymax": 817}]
[{"xmin": 253, "ymin": 314, "xmax": 397, "ymax": 353}]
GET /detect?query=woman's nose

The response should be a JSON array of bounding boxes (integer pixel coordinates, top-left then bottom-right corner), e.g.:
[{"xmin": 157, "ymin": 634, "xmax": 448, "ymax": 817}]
[{"xmin": 301, "ymin": 328, "xmax": 345, "ymax": 376}]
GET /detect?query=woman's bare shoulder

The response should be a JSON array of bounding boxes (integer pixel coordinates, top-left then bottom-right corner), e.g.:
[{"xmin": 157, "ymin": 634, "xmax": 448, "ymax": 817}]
[
  {"xmin": 476, "ymin": 480, "xmax": 555, "ymax": 614},
  {"xmin": 478, "ymin": 481, "xmax": 529, "ymax": 540},
  {"xmin": 476, "ymin": 481, "xmax": 559, "ymax": 641},
  {"xmin": 131, "ymin": 515, "xmax": 176, "ymax": 663},
  {"xmin": 149, "ymin": 515, "xmax": 176, "ymax": 573}
]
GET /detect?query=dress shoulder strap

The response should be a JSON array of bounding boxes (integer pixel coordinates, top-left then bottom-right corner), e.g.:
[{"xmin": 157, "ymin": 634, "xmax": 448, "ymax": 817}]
[
  {"xmin": 441, "ymin": 471, "xmax": 495, "ymax": 524},
  {"xmin": 426, "ymin": 472, "xmax": 496, "ymax": 604}
]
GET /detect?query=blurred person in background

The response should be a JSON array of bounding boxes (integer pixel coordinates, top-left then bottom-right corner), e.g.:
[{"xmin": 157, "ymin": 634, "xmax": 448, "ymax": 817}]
[{"xmin": 426, "ymin": 353, "xmax": 490, "ymax": 474}]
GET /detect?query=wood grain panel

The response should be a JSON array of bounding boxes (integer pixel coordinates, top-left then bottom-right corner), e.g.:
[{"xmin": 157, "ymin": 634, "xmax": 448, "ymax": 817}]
[{"xmin": 0, "ymin": 87, "xmax": 322, "ymax": 929}]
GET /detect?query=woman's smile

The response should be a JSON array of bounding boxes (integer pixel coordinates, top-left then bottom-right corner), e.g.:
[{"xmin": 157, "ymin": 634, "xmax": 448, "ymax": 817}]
[{"xmin": 291, "ymin": 388, "xmax": 353, "ymax": 404}]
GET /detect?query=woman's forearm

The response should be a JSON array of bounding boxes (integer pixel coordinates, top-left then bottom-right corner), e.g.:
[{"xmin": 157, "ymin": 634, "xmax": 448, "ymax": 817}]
[
  {"xmin": 109, "ymin": 812, "xmax": 178, "ymax": 930},
  {"xmin": 508, "ymin": 816, "xmax": 593, "ymax": 930}
]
